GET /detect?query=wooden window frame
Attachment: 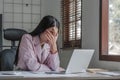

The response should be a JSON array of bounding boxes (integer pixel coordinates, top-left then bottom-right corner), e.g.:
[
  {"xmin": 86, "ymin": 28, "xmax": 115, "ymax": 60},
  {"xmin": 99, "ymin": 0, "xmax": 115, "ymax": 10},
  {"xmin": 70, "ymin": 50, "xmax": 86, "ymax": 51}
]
[{"xmin": 100, "ymin": 0, "xmax": 120, "ymax": 61}]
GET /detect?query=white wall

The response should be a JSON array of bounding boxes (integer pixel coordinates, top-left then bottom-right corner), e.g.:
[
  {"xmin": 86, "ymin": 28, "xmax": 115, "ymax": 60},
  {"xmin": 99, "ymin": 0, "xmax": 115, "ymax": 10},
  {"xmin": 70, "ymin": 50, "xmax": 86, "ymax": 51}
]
[
  {"xmin": 41, "ymin": 0, "xmax": 61, "ymax": 21},
  {"xmin": 0, "ymin": 0, "xmax": 3, "ymax": 14},
  {"xmin": 82, "ymin": 0, "xmax": 120, "ymax": 70},
  {"xmin": 1, "ymin": 0, "xmax": 42, "ymax": 48}
]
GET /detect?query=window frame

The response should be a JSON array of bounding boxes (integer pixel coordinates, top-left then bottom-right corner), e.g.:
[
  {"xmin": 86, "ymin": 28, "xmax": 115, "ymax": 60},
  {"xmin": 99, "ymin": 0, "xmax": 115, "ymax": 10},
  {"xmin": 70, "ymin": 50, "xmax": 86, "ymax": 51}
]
[{"xmin": 100, "ymin": 0, "xmax": 120, "ymax": 62}]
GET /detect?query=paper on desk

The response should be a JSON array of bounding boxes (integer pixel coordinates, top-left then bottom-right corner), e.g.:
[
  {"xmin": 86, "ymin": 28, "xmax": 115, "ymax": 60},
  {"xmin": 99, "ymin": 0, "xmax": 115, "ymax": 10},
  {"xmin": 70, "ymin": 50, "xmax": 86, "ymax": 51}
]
[
  {"xmin": 0, "ymin": 71, "xmax": 22, "ymax": 75},
  {"xmin": 97, "ymin": 71, "xmax": 120, "ymax": 76},
  {"xmin": 22, "ymin": 72, "xmax": 80, "ymax": 78},
  {"xmin": 47, "ymin": 74, "xmax": 80, "ymax": 77}
]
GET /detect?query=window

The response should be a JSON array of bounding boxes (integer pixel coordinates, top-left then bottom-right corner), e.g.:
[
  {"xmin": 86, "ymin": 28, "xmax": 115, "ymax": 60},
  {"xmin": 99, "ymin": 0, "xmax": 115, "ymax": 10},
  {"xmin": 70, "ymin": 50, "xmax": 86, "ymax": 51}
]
[
  {"xmin": 62, "ymin": 0, "xmax": 82, "ymax": 48},
  {"xmin": 100, "ymin": 0, "xmax": 120, "ymax": 61}
]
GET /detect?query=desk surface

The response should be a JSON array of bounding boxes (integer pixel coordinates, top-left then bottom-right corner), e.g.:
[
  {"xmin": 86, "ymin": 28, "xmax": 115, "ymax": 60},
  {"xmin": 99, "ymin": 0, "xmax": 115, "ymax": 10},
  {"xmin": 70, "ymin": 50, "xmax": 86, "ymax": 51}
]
[{"xmin": 0, "ymin": 71, "xmax": 120, "ymax": 80}]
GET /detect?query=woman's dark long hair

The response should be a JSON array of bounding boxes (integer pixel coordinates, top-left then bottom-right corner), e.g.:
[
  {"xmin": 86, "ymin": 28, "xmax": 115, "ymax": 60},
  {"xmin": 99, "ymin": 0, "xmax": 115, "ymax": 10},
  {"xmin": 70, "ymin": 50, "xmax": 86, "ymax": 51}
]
[{"xmin": 14, "ymin": 15, "xmax": 60, "ymax": 65}]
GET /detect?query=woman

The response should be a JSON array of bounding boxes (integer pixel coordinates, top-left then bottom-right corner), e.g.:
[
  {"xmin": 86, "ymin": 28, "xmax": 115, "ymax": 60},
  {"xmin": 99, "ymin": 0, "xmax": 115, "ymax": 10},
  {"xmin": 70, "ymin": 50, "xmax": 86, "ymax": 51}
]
[{"xmin": 14, "ymin": 15, "xmax": 61, "ymax": 71}]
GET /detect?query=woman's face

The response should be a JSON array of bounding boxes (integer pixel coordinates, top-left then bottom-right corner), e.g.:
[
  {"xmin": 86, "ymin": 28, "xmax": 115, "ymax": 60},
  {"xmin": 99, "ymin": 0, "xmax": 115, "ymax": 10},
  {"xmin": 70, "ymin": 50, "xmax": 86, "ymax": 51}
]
[{"xmin": 40, "ymin": 26, "xmax": 58, "ymax": 42}]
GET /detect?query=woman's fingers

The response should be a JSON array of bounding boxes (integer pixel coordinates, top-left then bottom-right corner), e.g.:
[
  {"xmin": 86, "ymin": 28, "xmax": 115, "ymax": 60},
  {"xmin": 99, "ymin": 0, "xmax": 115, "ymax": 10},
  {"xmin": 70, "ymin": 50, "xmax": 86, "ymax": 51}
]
[
  {"xmin": 46, "ymin": 31, "xmax": 54, "ymax": 40},
  {"xmin": 46, "ymin": 29, "xmax": 55, "ymax": 36},
  {"xmin": 45, "ymin": 33, "xmax": 54, "ymax": 45},
  {"xmin": 44, "ymin": 30, "xmax": 58, "ymax": 46},
  {"xmin": 46, "ymin": 30, "xmax": 53, "ymax": 36},
  {"xmin": 46, "ymin": 33, "xmax": 52, "ymax": 40}
]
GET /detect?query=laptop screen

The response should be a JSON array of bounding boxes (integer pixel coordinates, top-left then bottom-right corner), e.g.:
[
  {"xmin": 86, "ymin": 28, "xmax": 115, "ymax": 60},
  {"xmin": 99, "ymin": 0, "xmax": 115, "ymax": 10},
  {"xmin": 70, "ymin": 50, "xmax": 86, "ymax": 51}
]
[{"xmin": 65, "ymin": 49, "xmax": 94, "ymax": 74}]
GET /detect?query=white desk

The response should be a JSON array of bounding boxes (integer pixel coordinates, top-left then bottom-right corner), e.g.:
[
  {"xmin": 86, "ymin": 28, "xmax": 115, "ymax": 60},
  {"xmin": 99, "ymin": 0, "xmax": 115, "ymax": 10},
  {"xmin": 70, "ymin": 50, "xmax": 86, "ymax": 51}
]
[{"xmin": 0, "ymin": 71, "xmax": 120, "ymax": 80}]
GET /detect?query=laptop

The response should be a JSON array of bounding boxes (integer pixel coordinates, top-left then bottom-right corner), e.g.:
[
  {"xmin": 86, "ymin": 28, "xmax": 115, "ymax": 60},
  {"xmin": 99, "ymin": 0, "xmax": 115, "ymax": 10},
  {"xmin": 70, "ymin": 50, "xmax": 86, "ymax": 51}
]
[{"xmin": 46, "ymin": 49, "xmax": 95, "ymax": 74}]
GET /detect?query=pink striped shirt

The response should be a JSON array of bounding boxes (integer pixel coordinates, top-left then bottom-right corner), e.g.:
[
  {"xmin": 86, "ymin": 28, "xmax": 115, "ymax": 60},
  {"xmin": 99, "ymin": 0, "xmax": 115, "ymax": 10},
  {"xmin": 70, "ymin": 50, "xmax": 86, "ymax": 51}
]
[{"xmin": 17, "ymin": 34, "xmax": 60, "ymax": 71}]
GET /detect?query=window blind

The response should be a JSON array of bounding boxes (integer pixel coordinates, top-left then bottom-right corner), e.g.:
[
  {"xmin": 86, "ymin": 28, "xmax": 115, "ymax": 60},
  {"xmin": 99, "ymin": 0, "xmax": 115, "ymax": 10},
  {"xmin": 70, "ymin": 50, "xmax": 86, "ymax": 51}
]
[{"xmin": 62, "ymin": 0, "xmax": 81, "ymax": 48}]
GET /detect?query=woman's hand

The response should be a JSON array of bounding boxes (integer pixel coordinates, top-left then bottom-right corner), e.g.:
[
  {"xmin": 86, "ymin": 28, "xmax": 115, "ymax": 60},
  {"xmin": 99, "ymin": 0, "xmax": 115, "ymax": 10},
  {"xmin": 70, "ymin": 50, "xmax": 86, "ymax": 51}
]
[{"xmin": 45, "ymin": 30, "xmax": 58, "ymax": 54}]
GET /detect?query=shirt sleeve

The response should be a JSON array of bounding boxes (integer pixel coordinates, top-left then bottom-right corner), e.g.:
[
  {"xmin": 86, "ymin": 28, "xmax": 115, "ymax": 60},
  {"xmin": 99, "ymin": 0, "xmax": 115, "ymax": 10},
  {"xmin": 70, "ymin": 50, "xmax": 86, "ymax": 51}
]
[
  {"xmin": 44, "ymin": 50, "xmax": 60, "ymax": 71},
  {"xmin": 19, "ymin": 34, "xmax": 51, "ymax": 71}
]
